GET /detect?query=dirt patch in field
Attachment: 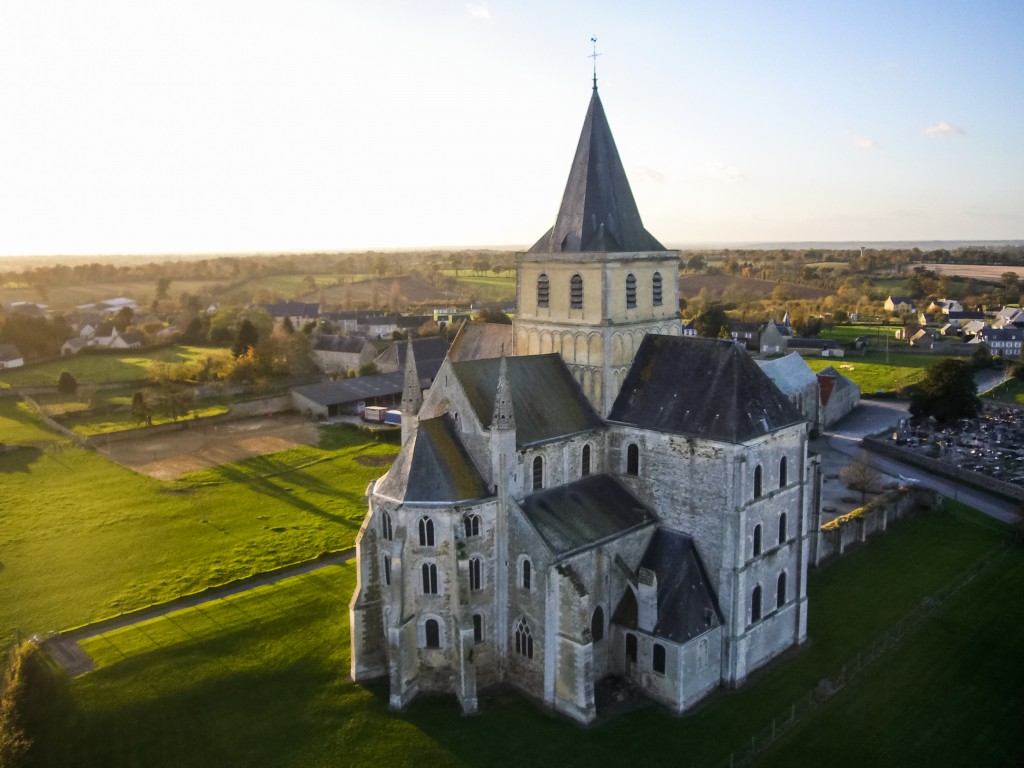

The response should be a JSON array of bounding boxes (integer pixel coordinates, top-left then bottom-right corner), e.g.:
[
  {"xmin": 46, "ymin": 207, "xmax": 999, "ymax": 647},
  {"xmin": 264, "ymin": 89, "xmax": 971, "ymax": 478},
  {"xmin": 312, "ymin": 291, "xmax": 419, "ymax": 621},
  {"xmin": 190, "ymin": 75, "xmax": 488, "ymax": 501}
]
[
  {"xmin": 356, "ymin": 454, "xmax": 399, "ymax": 467},
  {"xmin": 96, "ymin": 414, "xmax": 320, "ymax": 481},
  {"xmin": 920, "ymin": 263, "xmax": 1024, "ymax": 282}
]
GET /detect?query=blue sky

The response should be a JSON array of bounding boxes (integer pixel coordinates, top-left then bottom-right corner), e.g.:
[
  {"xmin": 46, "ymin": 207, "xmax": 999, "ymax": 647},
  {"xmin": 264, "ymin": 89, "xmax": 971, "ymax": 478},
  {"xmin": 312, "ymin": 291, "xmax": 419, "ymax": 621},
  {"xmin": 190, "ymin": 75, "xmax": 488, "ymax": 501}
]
[{"xmin": 1, "ymin": 0, "xmax": 1021, "ymax": 256}]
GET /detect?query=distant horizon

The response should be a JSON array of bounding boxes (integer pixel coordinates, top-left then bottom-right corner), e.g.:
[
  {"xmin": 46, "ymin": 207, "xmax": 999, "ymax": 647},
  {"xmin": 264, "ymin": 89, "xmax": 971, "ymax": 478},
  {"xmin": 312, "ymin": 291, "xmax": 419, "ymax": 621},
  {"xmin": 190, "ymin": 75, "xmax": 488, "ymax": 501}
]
[{"xmin": 2, "ymin": 239, "xmax": 1024, "ymax": 267}]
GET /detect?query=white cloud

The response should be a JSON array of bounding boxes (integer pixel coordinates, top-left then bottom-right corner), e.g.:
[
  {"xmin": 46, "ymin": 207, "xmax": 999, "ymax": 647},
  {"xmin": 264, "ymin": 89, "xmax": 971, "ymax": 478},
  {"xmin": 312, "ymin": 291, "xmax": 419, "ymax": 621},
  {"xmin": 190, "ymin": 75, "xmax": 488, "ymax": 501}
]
[
  {"xmin": 921, "ymin": 121, "xmax": 965, "ymax": 137},
  {"xmin": 467, "ymin": 2, "xmax": 489, "ymax": 19},
  {"xmin": 633, "ymin": 165, "xmax": 666, "ymax": 184},
  {"xmin": 704, "ymin": 161, "xmax": 744, "ymax": 184},
  {"xmin": 852, "ymin": 135, "xmax": 881, "ymax": 150}
]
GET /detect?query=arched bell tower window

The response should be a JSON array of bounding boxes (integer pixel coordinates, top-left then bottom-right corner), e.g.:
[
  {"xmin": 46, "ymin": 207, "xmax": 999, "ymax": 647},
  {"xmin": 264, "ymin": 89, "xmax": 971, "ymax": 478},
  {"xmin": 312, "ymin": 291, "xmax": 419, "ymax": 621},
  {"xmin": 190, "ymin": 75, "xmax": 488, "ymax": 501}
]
[
  {"xmin": 570, "ymin": 273, "xmax": 584, "ymax": 309},
  {"xmin": 581, "ymin": 444, "xmax": 592, "ymax": 477},
  {"xmin": 626, "ymin": 443, "xmax": 640, "ymax": 475},
  {"xmin": 532, "ymin": 456, "xmax": 543, "ymax": 491},
  {"xmin": 751, "ymin": 584, "xmax": 762, "ymax": 623},
  {"xmin": 754, "ymin": 465, "xmax": 763, "ymax": 499},
  {"xmin": 652, "ymin": 272, "xmax": 663, "ymax": 306},
  {"xmin": 626, "ymin": 273, "xmax": 637, "ymax": 309},
  {"xmin": 779, "ymin": 456, "xmax": 788, "ymax": 487},
  {"xmin": 537, "ymin": 273, "xmax": 550, "ymax": 308}
]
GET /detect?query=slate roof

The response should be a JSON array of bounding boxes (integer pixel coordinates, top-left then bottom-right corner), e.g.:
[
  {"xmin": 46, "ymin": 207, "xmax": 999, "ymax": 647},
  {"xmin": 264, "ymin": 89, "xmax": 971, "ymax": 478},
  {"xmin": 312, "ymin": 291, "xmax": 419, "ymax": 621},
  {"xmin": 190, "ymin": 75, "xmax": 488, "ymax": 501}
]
[
  {"xmin": 375, "ymin": 414, "xmax": 490, "ymax": 503},
  {"xmin": 313, "ymin": 334, "xmax": 372, "ymax": 353},
  {"xmin": 756, "ymin": 353, "xmax": 818, "ymax": 397},
  {"xmin": 519, "ymin": 475, "xmax": 656, "ymax": 559},
  {"xmin": 262, "ymin": 301, "xmax": 320, "ymax": 318},
  {"xmin": 817, "ymin": 365, "xmax": 859, "ymax": 397},
  {"xmin": 0, "ymin": 344, "xmax": 22, "ymax": 361},
  {"xmin": 454, "ymin": 354, "xmax": 604, "ymax": 448},
  {"xmin": 609, "ymin": 335, "xmax": 805, "ymax": 443},
  {"xmin": 291, "ymin": 372, "xmax": 409, "ymax": 406},
  {"xmin": 612, "ymin": 529, "xmax": 723, "ymax": 644},
  {"xmin": 375, "ymin": 337, "xmax": 449, "ymax": 380},
  {"xmin": 529, "ymin": 87, "xmax": 665, "ymax": 254},
  {"xmin": 447, "ymin": 322, "xmax": 514, "ymax": 362}
]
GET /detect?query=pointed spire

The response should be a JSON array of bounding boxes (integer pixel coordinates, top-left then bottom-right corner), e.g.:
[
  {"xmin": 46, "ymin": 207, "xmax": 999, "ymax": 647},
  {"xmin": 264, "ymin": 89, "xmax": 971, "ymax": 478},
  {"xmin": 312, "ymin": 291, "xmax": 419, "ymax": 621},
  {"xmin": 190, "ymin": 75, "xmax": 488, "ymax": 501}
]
[
  {"xmin": 491, "ymin": 352, "xmax": 516, "ymax": 431},
  {"xmin": 401, "ymin": 337, "xmax": 422, "ymax": 416},
  {"xmin": 529, "ymin": 87, "xmax": 665, "ymax": 254}
]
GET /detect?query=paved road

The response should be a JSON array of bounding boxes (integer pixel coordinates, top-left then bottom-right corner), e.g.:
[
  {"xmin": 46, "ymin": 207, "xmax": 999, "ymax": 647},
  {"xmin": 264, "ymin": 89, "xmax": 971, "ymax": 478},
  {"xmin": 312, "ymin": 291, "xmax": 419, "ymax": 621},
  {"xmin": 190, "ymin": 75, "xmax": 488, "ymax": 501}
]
[{"xmin": 825, "ymin": 400, "xmax": 1019, "ymax": 524}]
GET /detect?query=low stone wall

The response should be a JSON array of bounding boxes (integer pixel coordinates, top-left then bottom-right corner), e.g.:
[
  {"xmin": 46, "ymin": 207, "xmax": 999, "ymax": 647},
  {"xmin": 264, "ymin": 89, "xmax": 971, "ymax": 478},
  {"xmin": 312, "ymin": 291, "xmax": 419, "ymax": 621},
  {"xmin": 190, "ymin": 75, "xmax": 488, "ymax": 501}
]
[
  {"xmin": 863, "ymin": 434, "xmax": 1024, "ymax": 503},
  {"xmin": 17, "ymin": 394, "xmax": 88, "ymax": 447},
  {"xmin": 810, "ymin": 485, "xmax": 942, "ymax": 567}
]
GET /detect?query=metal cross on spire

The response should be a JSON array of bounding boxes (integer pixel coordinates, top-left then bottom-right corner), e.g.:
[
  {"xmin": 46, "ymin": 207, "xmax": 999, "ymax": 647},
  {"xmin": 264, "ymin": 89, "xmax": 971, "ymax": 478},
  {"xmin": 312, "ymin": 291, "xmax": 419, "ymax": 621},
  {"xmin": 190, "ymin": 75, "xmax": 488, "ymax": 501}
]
[{"xmin": 589, "ymin": 35, "xmax": 601, "ymax": 90}]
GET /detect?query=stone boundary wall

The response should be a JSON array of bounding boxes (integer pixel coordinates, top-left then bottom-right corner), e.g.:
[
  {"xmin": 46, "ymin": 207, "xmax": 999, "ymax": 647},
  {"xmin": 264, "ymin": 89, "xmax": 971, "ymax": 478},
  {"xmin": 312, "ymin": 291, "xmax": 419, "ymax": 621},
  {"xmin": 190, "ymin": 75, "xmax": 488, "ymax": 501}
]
[
  {"xmin": 18, "ymin": 394, "xmax": 88, "ymax": 447},
  {"xmin": 862, "ymin": 433, "xmax": 1024, "ymax": 503},
  {"xmin": 810, "ymin": 485, "xmax": 942, "ymax": 567},
  {"xmin": 81, "ymin": 394, "xmax": 294, "ymax": 446}
]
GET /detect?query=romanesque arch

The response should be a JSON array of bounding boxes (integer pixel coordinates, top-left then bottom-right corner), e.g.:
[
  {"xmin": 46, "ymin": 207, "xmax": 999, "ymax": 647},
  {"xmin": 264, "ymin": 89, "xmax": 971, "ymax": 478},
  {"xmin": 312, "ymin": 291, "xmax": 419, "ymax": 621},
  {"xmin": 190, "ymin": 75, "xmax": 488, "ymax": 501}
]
[
  {"xmin": 528, "ymin": 330, "xmax": 540, "ymax": 356},
  {"xmin": 588, "ymin": 334, "xmax": 602, "ymax": 365}
]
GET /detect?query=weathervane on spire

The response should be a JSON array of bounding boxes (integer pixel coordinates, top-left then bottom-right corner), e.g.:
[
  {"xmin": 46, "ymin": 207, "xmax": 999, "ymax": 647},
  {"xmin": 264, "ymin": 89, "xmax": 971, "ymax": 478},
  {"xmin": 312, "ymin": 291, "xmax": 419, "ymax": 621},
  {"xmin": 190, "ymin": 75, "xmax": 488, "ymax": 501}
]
[{"xmin": 589, "ymin": 35, "xmax": 601, "ymax": 91}]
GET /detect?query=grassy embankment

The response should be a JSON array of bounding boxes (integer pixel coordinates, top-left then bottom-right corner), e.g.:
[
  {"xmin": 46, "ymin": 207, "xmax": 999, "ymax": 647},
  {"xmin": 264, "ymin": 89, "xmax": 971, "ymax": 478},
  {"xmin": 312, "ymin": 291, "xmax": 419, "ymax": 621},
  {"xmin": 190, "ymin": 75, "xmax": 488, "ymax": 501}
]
[
  {"xmin": 0, "ymin": 398, "xmax": 398, "ymax": 640},
  {"xmin": 983, "ymin": 376, "xmax": 1024, "ymax": 405},
  {"xmin": 24, "ymin": 503, "xmax": 1024, "ymax": 767}
]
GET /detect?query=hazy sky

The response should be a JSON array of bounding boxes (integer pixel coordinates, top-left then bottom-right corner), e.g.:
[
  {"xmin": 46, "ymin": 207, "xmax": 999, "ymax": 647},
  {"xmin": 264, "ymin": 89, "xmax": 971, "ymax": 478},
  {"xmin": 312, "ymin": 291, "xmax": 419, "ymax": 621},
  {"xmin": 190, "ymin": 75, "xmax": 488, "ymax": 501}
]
[{"xmin": 2, "ymin": 0, "xmax": 1022, "ymax": 256}]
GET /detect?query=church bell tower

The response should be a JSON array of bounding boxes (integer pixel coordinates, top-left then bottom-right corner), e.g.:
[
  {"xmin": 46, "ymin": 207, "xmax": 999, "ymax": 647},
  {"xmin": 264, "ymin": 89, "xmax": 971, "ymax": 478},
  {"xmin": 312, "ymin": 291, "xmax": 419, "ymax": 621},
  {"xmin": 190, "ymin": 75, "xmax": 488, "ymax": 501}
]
[{"xmin": 513, "ymin": 84, "xmax": 681, "ymax": 416}]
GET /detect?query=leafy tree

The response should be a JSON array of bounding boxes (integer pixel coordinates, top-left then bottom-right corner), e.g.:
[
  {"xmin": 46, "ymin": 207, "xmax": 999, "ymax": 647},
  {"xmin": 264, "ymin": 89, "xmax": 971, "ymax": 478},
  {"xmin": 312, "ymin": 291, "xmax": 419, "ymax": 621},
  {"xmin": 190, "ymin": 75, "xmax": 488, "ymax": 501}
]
[
  {"xmin": 357, "ymin": 361, "xmax": 380, "ymax": 377},
  {"xmin": 909, "ymin": 358, "xmax": 981, "ymax": 424},
  {"xmin": 695, "ymin": 303, "xmax": 729, "ymax": 339},
  {"xmin": 285, "ymin": 330, "xmax": 319, "ymax": 376},
  {"xmin": 0, "ymin": 640, "xmax": 70, "ymax": 768},
  {"xmin": 155, "ymin": 276, "xmax": 172, "ymax": 301},
  {"xmin": 473, "ymin": 305, "xmax": 512, "ymax": 325},
  {"xmin": 231, "ymin": 319, "xmax": 260, "ymax": 358},
  {"xmin": 160, "ymin": 383, "xmax": 193, "ymax": 421},
  {"xmin": 971, "ymin": 345, "xmax": 993, "ymax": 370},
  {"xmin": 57, "ymin": 371, "xmax": 77, "ymax": 395},
  {"xmin": 840, "ymin": 453, "xmax": 882, "ymax": 505},
  {"xmin": 281, "ymin": 316, "xmax": 296, "ymax": 335},
  {"xmin": 112, "ymin": 306, "xmax": 134, "ymax": 332},
  {"xmin": 131, "ymin": 391, "xmax": 152, "ymax": 426},
  {"xmin": 181, "ymin": 316, "xmax": 205, "ymax": 344},
  {"xmin": 301, "ymin": 274, "xmax": 317, "ymax": 293}
]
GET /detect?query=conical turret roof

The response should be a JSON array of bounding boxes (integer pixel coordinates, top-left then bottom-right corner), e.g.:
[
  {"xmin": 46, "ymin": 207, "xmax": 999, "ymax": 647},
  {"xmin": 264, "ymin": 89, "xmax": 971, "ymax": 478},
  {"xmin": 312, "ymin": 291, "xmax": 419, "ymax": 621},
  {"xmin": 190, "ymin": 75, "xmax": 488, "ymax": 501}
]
[{"xmin": 530, "ymin": 86, "xmax": 665, "ymax": 254}]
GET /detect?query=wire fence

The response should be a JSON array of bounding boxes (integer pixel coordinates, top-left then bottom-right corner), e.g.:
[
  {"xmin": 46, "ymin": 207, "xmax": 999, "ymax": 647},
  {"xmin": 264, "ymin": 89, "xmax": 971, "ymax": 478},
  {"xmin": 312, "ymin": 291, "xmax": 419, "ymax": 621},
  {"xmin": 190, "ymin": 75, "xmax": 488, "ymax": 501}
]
[{"xmin": 715, "ymin": 539, "xmax": 1011, "ymax": 768}]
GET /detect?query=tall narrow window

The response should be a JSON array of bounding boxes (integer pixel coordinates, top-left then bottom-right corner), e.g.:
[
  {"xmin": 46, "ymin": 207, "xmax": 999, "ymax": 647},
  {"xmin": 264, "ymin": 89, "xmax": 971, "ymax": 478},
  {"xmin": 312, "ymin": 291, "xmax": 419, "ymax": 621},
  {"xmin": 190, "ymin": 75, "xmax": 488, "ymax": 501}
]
[
  {"xmin": 779, "ymin": 456, "xmax": 788, "ymax": 487},
  {"xmin": 418, "ymin": 517, "xmax": 435, "ymax": 547},
  {"xmin": 473, "ymin": 614, "xmax": 483, "ymax": 643},
  {"xmin": 532, "ymin": 456, "xmax": 543, "ymax": 491},
  {"xmin": 778, "ymin": 513, "xmax": 787, "ymax": 545},
  {"xmin": 570, "ymin": 273, "xmax": 584, "ymax": 309},
  {"xmin": 537, "ymin": 273, "xmax": 550, "ymax": 308},
  {"xmin": 625, "ymin": 273, "xmax": 637, "ymax": 309},
  {"xmin": 425, "ymin": 618, "xmax": 440, "ymax": 648},
  {"xmin": 522, "ymin": 558, "xmax": 532, "ymax": 590},
  {"xmin": 421, "ymin": 562, "xmax": 438, "ymax": 594},
  {"xmin": 581, "ymin": 444, "xmax": 591, "ymax": 477},
  {"xmin": 515, "ymin": 618, "xmax": 534, "ymax": 658},
  {"xmin": 652, "ymin": 272, "xmax": 663, "ymax": 306},
  {"xmin": 626, "ymin": 633, "xmax": 637, "ymax": 663},
  {"xmin": 754, "ymin": 465, "xmax": 763, "ymax": 498},
  {"xmin": 777, "ymin": 572, "xmax": 787, "ymax": 609},
  {"xmin": 381, "ymin": 511, "xmax": 393, "ymax": 541},
  {"xmin": 383, "ymin": 555, "xmax": 391, "ymax": 586},
  {"xmin": 591, "ymin": 606, "xmax": 604, "ymax": 642},
  {"xmin": 751, "ymin": 585, "xmax": 762, "ymax": 623},
  {"xmin": 464, "ymin": 513, "xmax": 481, "ymax": 538},
  {"xmin": 626, "ymin": 443, "xmax": 639, "ymax": 475},
  {"xmin": 753, "ymin": 524, "xmax": 762, "ymax": 557},
  {"xmin": 469, "ymin": 557, "xmax": 482, "ymax": 591},
  {"xmin": 653, "ymin": 643, "xmax": 666, "ymax": 674}
]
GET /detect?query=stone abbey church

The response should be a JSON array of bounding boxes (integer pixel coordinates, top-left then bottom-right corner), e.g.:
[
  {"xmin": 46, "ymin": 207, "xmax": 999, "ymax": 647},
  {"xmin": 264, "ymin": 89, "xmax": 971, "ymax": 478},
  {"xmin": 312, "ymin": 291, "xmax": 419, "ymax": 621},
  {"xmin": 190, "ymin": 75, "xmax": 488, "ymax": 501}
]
[{"xmin": 349, "ymin": 83, "xmax": 818, "ymax": 724}]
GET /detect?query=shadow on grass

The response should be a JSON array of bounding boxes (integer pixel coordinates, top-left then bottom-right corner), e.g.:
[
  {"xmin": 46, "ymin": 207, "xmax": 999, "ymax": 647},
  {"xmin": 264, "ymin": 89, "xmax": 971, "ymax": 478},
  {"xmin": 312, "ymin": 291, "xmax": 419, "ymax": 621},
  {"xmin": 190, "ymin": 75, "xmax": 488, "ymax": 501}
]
[
  {"xmin": 0, "ymin": 445, "xmax": 44, "ymax": 473},
  {"xmin": 209, "ymin": 463, "xmax": 358, "ymax": 527}
]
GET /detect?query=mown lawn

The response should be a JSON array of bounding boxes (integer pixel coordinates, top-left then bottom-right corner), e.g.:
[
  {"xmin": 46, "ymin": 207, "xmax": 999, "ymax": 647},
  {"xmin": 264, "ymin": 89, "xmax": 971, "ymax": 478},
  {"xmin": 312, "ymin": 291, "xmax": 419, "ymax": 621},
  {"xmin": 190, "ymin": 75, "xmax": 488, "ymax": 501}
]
[
  {"xmin": 983, "ymin": 376, "xmax": 1024, "ymax": 405},
  {"xmin": 0, "ymin": 345, "xmax": 232, "ymax": 388},
  {"xmin": 804, "ymin": 350, "xmax": 941, "ymax": 392},
  {"xmin": 451, "ymin": 274, "xmax": 516, "ymax": 303},
  {"xmin": 0, "ymin": 408, "xmax": 398, "ymax": 639},
  {"xmin": 27, "ymin": 504, "xmax": 1023, "ymax": 768}
]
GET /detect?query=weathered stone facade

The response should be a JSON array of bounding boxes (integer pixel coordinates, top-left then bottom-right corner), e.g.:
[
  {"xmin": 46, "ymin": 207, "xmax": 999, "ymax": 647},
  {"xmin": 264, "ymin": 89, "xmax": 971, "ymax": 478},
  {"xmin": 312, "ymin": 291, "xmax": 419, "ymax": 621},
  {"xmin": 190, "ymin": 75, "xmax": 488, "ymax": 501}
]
[{"xmin": 348, "ymin": 83, "xmax": 816, "ymax": 725}]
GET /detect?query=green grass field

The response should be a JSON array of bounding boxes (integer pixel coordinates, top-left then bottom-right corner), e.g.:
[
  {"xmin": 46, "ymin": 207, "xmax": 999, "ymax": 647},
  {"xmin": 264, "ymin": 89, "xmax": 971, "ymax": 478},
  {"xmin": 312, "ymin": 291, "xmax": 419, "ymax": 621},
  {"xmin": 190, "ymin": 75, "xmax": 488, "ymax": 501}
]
[
  {"xmin": 0, "ymin": 400, "xmax": 398, "ymax": 639},
  {"xmin": 0, "ymin": 346, "xmax": 232, "ymax": 388},
  {"xmin": 819, "ymin": 322, "xmax": 899, "ymax": 345},
  {"xmin": 805, "ymin": 350, "xmax": 939, "ymax": 392},
  {"xmin": 983, "ymin": 376, "xmax": 1024, "ymax": 405},
  {"xmin": 22, "ymin": 504, "xmax": 1023, "ymax": 767},
  {"xmin": 452, "ymin": 274, "xmax": 516, "ymax": 303}
]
